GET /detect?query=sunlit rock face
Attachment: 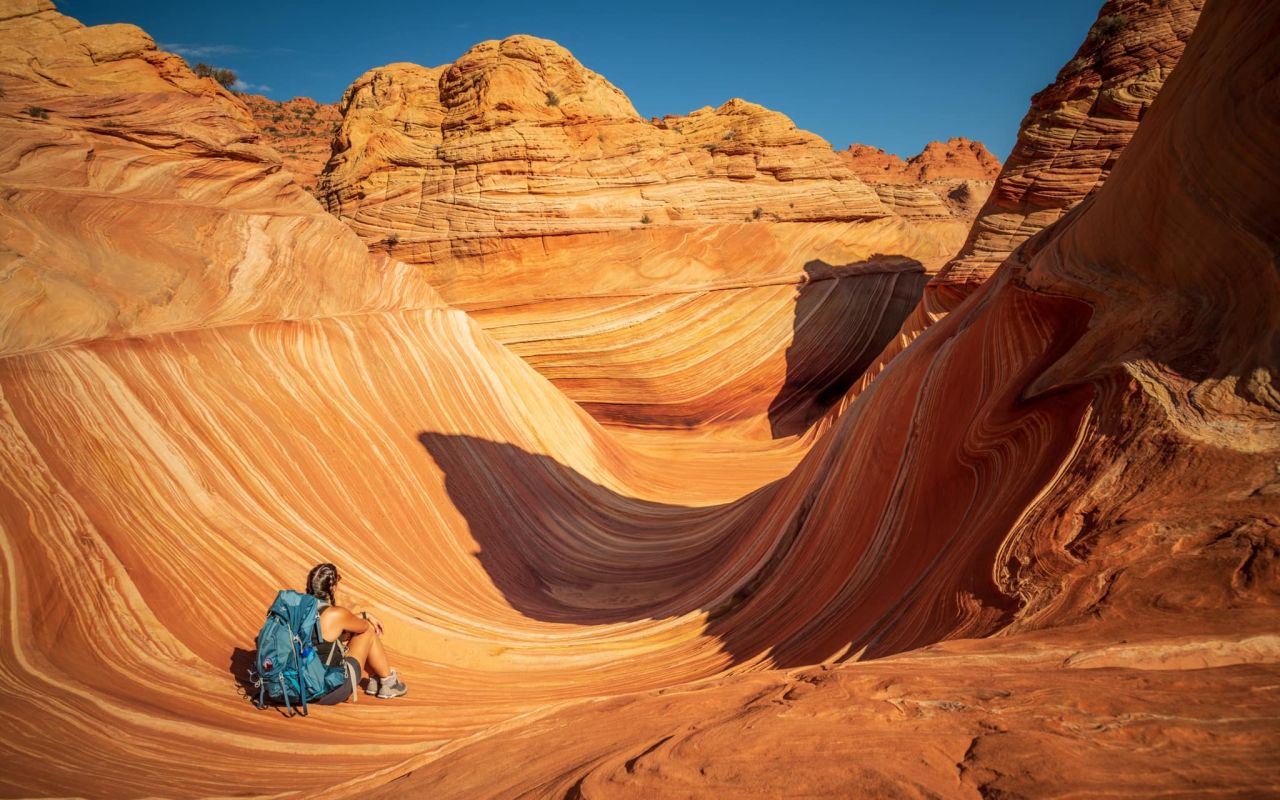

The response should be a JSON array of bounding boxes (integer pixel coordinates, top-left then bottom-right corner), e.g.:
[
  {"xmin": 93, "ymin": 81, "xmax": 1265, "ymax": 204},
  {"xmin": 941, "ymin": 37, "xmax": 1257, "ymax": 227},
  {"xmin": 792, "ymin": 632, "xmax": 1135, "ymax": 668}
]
[
  {"xmin": 319, "ymin": 36, "xmax": 989, "ymax": 436},
  {"xmin": 1, "ymin": 0, "xmax": 1277, "ymax": 798},
  {"xmin": 321, "ymin": 38, "xmax": 892, "ymax": 265}
]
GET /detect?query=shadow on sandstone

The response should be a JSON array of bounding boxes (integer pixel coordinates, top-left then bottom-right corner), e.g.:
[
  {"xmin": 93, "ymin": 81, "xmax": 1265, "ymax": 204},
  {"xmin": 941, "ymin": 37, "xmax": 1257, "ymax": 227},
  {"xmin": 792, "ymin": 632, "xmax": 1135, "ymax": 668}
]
[
  {"xmin": 416, "ymin": 430, "xmax": 960, "ymax": 670},
  {"xmin": 767, "ymin": 256, "xmax": 927, "ymax": 438},
  {"xmin": 416, "ymin": 431, "xmax": 780, "ymax": 633}
]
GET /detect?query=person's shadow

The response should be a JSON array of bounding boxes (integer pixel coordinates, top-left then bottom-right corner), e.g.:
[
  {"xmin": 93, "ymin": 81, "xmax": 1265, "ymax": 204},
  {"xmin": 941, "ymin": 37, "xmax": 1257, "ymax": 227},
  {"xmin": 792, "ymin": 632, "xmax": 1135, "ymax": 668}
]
[
  {"xmin": 767, "ymin": 256, "xmax": 926, "ymax": 437},
  {"xmin": 229, "ymin": 646, "xmax": 259, "ymax": 704}
]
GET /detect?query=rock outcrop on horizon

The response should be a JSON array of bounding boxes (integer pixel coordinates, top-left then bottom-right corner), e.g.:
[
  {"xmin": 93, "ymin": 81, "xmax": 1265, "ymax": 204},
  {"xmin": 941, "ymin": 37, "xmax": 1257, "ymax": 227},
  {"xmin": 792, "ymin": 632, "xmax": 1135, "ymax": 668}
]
[
  {"xmin": 1, "ymin": 0, "xmax": 1276, "ymax": 798},
  {"xmin": 239, "ymin": 93, "xmax": 340, "ymax": 194},
  {"xmin": 840, "ymin": 137, "xmax": 1000, "ymax": 219},
  {"xmin": 320, "ymin": 39, "xmax": 892, "ymax": 263},
  {"xmin": 319, "ymin": 35, "xmax": 997, "ymax": 435}
]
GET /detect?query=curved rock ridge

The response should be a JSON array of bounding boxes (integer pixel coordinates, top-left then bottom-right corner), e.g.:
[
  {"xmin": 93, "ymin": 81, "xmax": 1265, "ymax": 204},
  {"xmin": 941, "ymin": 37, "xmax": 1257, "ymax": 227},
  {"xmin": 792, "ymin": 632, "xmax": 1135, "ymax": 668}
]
[
  {"xmin": 319, "ymin": 35, "xmax": 987, "ymax": 435},
  {"xmin": 0, "ymin": 1, "xmax": 442, "ymax": 358},
  {"xmin": 470, "ymin": 250, "xmax": 931, "ymax": 437},
  {"xmin": 240, "ymin": 94, "xmax": 341, "ymax": 194},
  {"xmin": 2, "ymin": 0, "xmax": 1277, "ymax": 798}
]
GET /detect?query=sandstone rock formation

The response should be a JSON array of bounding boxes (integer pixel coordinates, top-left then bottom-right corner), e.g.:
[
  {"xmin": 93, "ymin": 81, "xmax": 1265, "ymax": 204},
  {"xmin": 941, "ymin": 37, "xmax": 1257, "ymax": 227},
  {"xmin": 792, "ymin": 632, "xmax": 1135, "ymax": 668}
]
[
  {"xmin": 240, "ymin": 93, "xmax": 340, "ymax": 193},
  {"xmin": 834, "ymin": 0, "xmax": 1209, "ymax": 412},
  {"xmin": 939, "ymin": 0, "xmax": 1206, "ymax": 289},
  {"xmin": 0, "ymin": 2, "xmax": 437, "ymax": 357},
  {"xmin": 319, "ymin": 36, "xmax": 997, "ymax": 434},
  {"xmin": 840, "ymin": 137, "xmax": 1000, "ymax": 219},
  {"xmin": 1, "ymin": 0, "xmax": 1276, "ymax": 797},
  {"xmin": 355, "ymin": 0, "xmax": 1280, "ymax": 792},
  {"xmin": 321, "ymin": 42, "xmax": 890, "ymax": 265}
]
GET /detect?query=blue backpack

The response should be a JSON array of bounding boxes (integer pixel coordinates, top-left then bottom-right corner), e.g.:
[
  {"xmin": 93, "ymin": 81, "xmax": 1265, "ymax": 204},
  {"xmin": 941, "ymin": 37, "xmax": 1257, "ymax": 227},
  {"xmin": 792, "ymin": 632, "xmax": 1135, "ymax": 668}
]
[{"xmin": 252, "ymin": 590, "xmax": 347, "ymax": 716}]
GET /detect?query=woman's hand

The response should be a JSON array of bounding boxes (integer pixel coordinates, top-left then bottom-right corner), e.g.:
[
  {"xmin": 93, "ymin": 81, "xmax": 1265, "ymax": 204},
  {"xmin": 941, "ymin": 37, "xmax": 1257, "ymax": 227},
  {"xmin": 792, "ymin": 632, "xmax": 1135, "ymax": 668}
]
[{"xmin": 362, "ymin": 611, "xmax": 384, "ymax": 636}]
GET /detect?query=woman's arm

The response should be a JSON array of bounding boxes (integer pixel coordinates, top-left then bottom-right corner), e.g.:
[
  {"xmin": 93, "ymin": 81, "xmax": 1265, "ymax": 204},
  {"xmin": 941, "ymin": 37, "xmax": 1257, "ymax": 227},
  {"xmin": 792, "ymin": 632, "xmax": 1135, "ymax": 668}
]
[
  {"xmin": 329, "ymin": 606, "xmax": 373, "ymax": 636},
  {"xmin": 359, "ymin": 610, "xmax": 384, "ymax": 636}
]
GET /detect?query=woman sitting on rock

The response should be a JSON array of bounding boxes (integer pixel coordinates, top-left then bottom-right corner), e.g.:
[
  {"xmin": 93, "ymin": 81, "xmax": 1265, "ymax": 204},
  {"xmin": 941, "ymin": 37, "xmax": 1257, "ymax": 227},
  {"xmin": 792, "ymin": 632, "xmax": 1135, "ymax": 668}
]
[{"xmin": 305, "ymin": 562, "xmax": 408, "ymax": 701}]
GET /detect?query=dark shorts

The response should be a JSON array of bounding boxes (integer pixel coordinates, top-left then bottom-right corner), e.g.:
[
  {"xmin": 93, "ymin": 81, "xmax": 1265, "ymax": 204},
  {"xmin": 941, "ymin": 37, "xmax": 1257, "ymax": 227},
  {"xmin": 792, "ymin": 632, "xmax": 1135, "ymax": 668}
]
[{"xmin": 313, "ymin": 656, "xmax": 361, "ymax": 705}]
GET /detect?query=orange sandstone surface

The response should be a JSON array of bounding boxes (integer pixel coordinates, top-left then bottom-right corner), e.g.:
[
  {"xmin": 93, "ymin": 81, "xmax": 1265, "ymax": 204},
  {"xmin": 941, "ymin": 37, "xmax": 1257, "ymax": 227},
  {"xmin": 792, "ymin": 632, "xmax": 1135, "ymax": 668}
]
[{"xmin": 0, "ymin": 1, "xmax": 1277, "ymax": 799}]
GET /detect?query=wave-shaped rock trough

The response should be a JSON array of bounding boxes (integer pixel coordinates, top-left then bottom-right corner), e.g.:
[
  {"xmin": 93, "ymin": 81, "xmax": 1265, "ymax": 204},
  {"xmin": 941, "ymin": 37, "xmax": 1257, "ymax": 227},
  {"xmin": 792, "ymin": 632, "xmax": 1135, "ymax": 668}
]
[{"xmin": 0, "ymin": 0, "xmax": 1276, "ymax": 797}]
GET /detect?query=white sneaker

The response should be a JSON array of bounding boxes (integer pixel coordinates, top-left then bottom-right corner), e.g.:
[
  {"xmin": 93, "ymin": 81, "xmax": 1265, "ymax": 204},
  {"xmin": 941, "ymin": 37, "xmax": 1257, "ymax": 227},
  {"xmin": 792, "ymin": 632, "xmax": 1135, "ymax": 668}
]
[{"xmin": 375, "ymin": 669, "xmax": 407, "ymax": 699}]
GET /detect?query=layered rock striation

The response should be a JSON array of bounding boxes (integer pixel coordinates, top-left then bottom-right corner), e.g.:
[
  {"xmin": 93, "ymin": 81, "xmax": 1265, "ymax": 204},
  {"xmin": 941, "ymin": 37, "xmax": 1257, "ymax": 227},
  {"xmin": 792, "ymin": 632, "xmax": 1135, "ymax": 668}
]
[
  {"xmin": 939, "ymin": 0, "xmax": 1207, "ymax": 289},
  {"xmin": 830, "ymin": 0, "xmax": 1209, "ymax": 415},
  {"xmin": 320, "ymin": 39, "xmax": 891, "ymax": 267}
]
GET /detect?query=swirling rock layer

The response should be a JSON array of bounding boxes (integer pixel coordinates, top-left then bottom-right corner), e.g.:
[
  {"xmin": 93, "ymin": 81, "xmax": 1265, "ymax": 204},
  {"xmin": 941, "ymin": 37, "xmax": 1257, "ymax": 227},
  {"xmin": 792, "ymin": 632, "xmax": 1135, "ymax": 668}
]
[
  {"xmin": 1, "ymin": 0, "xmax": 1277, "ymax": 797},
  {"xmin": 0, "ymin": 2, "xmax": 438, "ymax": 357}
]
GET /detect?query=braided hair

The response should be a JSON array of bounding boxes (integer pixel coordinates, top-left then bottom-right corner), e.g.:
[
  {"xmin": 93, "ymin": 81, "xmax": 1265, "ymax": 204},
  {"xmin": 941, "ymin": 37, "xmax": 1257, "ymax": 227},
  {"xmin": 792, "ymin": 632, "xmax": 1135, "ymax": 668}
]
[{"xmin": 306, "ymin": 563, "xmax": 340, "ymax": 606}]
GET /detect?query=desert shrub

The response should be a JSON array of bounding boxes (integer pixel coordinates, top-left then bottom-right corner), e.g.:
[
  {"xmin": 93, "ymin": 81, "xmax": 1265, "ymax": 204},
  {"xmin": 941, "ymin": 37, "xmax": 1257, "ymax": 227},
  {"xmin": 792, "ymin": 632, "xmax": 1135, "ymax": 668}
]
[
  {"xmin": 385, "ymin": 232, "xmax": 401, "ymax": 247},
  {"xmin": 545, "ymin": 90, "xmax": 560, "ymax": 107},
  {"xmin": 24, "ymin": 106, "xmax": 48, "ymax": 119},
  {"xmin": 264, "ymin": 125, "xmax": 279, "ymax": 134},
  {"xmin": 640, "ymin": 214, "xmax": 652, "ymax": 224},
  {"xmin": 752, "ymin": 207, "xmax": 763, "ymax": 220},
  {"xmin": 191, "ymin": 62, "xmax": 238, "ymax": 89},
  {"xmin": 1089, "ymin": 14, "xmax": 1129, "ymax": 43},
  {"xmin": 723, "ymin": 128, "xmax": 738, "ymax": 141}
]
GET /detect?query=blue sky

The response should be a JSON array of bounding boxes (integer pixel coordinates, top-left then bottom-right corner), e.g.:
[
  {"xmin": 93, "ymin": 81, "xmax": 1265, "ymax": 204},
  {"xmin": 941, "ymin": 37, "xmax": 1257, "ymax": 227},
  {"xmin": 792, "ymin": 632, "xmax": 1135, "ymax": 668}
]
[{"xmin": 60, "ymin": 1, "xmax": 1103, "ymax": 159}]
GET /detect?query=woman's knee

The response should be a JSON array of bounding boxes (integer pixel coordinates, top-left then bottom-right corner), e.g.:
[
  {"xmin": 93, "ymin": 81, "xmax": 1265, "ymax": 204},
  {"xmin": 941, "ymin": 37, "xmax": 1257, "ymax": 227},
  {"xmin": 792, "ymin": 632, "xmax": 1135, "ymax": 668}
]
[{"xmin": 345, "ymin": 629, "xmax": 373, "ymax": 660}]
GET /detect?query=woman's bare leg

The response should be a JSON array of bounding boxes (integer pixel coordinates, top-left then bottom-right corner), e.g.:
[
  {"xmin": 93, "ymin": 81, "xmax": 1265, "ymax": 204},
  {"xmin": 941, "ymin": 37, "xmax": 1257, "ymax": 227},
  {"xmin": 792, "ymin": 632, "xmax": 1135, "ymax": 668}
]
[{"xmin": 343, "ymin": 628, "xmax": 391, "ymax": 679}]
